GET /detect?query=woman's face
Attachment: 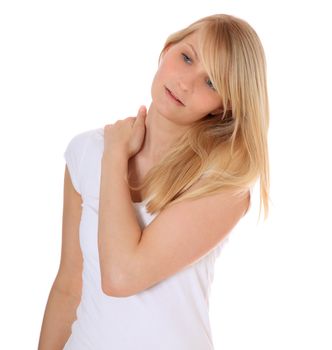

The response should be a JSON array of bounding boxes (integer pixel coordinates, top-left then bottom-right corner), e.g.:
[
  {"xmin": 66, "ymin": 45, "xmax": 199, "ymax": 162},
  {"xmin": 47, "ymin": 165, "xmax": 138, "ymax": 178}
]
[{"xmin": 151, "ymin": 30, "xmax": 223, "ymax": 126}]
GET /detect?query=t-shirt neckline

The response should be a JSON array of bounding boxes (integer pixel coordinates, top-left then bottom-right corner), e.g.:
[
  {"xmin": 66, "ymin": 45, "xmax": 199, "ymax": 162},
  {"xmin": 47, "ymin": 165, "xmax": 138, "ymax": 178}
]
[{"xmin": 132, "ymin": 199, "xmax": 146, "ymax": 206}]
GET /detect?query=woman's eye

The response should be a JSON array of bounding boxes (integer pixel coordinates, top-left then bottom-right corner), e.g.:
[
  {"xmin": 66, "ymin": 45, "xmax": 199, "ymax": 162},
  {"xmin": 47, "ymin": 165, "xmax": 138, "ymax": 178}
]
[
  {"xmin": 206, "ymin": 79, "xmax": 215, "ymax": 90},
  {"xmin": 181, "ymin": 52, "xmax": 215, "ymax": 91},
  {"xmin": 181, "ymin": 53, "xmax": 192, "ymax": 63}
]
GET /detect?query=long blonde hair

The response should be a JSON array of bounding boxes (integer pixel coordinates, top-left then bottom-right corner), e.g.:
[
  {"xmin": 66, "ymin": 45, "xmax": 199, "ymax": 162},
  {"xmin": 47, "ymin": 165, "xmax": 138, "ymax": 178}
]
[{"xmin": 129, "ymin": 14, "xmax": 270, "ymax": 220}]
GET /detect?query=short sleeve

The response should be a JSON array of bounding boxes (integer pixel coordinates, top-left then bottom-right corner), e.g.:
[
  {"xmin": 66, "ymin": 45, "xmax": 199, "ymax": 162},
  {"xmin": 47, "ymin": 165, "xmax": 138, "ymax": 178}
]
[{"xmin": 63, "ymin": 130, "xmax": 92, "ymax": 195}]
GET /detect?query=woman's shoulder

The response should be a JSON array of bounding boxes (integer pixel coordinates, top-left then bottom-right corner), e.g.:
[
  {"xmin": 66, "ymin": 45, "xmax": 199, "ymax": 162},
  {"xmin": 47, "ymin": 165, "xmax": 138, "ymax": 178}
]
[
  {"xmin": 67, "ymin": 127, "xmax": 104, "ymax": 151},
  {"xmin": 64, "ymin": 126, "xmax": 104, "ymax": 163}
]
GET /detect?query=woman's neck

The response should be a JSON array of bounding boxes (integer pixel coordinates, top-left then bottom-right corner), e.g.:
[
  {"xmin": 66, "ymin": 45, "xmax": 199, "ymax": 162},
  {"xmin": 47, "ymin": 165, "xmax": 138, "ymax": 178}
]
[{"xmin": 136, "ymin": 102, "xmax": 187, "ymax": 164}]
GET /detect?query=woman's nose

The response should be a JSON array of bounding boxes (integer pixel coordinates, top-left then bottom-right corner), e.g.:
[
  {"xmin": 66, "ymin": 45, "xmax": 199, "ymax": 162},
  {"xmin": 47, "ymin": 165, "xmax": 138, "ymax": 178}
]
[
  {"xmin": 177, "ymin": 68, "xmax": 203, "ymax": 93},
  {"xmin": 177, "ymin": 65, "xmax": 206, "ymax": 93},
  {"xmin": 177, "ymin": 74, "xmax": 193, "ymax": 93},
  {"xmin": 177, "ymin": 81, "xmax": 188, "ymax": 93}
]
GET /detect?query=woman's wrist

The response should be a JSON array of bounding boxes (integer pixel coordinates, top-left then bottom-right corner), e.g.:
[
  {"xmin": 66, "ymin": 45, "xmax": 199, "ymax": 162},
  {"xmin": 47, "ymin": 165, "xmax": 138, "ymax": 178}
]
[{"xmin": 102, "ymin": 149, "xmax": 128, "ymax": 163}]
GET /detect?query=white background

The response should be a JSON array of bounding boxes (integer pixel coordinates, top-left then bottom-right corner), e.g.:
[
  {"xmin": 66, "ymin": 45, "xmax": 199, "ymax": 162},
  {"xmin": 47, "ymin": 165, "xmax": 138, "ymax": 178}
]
[{"xmin": 1, "ymin": 0, "xmax": 331, "ymax": 349}]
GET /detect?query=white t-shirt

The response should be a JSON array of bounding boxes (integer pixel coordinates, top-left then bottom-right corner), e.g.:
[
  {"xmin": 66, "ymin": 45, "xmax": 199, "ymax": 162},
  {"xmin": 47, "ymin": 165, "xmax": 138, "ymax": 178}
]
[{"xmin": 62, "ymin": 127, "xmax": 230, "ymax": 350}]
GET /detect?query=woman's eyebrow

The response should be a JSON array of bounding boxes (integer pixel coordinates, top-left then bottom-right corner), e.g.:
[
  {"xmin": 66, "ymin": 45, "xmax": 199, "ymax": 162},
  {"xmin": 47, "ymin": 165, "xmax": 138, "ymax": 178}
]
[{"xmin": 185, "ymin": 43, "xmax": 200, "ymax": 62}]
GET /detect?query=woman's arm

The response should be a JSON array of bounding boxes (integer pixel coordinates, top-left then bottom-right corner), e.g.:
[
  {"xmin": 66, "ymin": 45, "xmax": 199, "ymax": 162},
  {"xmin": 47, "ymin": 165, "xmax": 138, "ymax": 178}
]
[
  {"xmin": 37, "ymin": 280, "xmax": 81, "ymax": 350},
  {"xmin": 97, "ymin": 110, "xmax": 249, "ymax": 297},
  {"xmin": 99, "ymin": 149, "xmax": 249, "ymax": 297},
  {"xmin": 38, "ymin": 166, "xmax": 83, "ymax": 350}
]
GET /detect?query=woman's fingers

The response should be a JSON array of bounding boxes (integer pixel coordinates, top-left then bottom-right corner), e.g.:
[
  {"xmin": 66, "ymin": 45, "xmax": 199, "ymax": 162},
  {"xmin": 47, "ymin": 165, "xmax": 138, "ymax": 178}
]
[
  {"xmin": 137, "ymin": 105, "xmax": 146, "ymax": 118},
  {"xmin": 134, "ymin": 105, "xmax": 147, "ymax": 126}
]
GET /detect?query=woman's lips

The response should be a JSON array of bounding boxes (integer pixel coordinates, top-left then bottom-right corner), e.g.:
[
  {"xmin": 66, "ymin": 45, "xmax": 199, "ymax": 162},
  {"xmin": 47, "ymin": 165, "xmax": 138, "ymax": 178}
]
[{"xmin": 165, "ymin": 87, "xmax": 184, "ymax": 106}]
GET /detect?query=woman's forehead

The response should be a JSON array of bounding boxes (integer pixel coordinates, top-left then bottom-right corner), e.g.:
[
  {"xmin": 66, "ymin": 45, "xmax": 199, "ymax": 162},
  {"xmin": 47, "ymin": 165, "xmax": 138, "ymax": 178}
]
[
  {"xmin": 180, "ymin": 31, "xmax": 208, "ymax": 58},
  {"xmin": 181, "ymin": 30, "xmax": 208, "ymax": 52}
]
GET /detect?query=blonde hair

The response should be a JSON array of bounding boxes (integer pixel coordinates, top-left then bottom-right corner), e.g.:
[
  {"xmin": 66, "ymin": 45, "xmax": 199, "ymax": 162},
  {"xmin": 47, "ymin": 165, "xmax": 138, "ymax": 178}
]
[{"xmin": 129, "ymin": 14, "xmax": 270, "ymax": 220}]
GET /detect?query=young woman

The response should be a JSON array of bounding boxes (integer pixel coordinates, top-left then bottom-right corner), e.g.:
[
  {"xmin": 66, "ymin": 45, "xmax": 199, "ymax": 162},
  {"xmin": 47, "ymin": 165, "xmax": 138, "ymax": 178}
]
[{"xmin": 38, "ymin": 13, "xmax": 270, "ymax": 350}]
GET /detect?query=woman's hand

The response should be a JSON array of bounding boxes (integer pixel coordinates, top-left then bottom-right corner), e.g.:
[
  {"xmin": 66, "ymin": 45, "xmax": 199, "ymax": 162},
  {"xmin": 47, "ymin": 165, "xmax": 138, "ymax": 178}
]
[{"xmin": 103, "ymin": 105, "xmax": 147, "ymax": 159}]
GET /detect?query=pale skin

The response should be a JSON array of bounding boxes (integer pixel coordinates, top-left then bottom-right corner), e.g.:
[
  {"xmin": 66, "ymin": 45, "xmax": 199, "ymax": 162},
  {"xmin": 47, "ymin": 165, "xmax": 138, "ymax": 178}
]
[{"xmin": 98, "ymin": 30, "xmax": 250, "ymax": 297}]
